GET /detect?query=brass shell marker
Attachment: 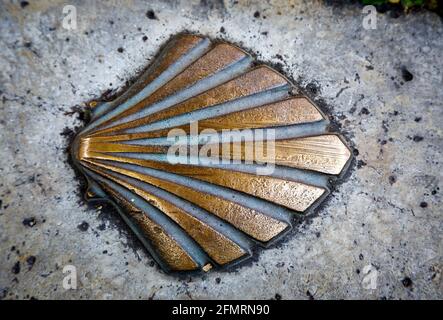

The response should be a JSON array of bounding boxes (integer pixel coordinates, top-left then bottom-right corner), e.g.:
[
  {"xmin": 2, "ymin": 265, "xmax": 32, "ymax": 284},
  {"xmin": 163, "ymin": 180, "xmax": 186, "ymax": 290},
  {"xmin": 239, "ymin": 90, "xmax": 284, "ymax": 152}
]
[{"xmin": 70, "ymin": 34, "xmax": 352, "ymax": 273}]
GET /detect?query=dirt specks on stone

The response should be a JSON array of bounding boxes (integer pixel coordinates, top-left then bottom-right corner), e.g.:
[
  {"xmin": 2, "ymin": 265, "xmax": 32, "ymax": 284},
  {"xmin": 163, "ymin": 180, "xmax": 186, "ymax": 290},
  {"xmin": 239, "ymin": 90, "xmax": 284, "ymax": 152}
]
[
  {"xmin": 401, "ymin": 67, "xmax": 414, "ymax": 82},
  {"xmin": 0, "ymin": 1, "xmax": 441, "ymax": 300},
  {"xmin": 12, "ymin": 262, "xmax": 20, "ymax": 275},
  {"xmin": 22, "ymin": 217, "xmax": 36, "ymax": 228},
  {"xmin": 146, "ymin": 10, "xmax": 158, "ymax": 20},
  {"xmin": 77, "ymin": 221, "xmax": 89, "ymax": 232},
  {"xmin": 26, "ymin": 256, "xmax": 36, "ymax": 271}
]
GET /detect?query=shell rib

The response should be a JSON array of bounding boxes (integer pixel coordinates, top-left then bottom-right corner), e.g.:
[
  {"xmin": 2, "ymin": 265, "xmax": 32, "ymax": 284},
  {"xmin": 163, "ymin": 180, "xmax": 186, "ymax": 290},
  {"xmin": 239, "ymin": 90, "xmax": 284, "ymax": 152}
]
[{"xmin": 71, "ymin": 34, "xmax": 352, "ymax": 273}]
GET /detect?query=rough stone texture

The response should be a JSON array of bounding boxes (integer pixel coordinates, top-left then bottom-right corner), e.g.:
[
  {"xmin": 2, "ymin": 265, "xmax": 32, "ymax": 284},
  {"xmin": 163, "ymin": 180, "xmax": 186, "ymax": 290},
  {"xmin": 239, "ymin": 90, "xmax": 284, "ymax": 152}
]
[{"xmin": 0, "ymin": 0, "xmax": 441, "ymax": 300}]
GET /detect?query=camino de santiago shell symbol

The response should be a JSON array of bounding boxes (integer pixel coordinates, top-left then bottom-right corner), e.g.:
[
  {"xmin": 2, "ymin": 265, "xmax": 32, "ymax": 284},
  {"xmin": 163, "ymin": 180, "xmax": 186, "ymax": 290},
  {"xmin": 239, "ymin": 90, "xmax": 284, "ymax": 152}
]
[{"xmin": 71, "ymin": 34, "xmax": 352, "ymax": 273}]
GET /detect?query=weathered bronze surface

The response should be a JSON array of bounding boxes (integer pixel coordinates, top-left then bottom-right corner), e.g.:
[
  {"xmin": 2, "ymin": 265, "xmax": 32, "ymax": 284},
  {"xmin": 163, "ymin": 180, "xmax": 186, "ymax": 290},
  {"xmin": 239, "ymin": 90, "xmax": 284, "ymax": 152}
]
[{"xmin": 71, "ymin": 34, "xmax": 352, "ymax": 273}]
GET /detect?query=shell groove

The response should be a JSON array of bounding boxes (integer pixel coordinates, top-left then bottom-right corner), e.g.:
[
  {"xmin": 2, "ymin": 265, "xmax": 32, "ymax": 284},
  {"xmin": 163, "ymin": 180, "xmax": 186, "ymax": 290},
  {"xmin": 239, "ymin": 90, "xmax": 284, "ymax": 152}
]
[{"xmin": 71, "ymin": 34, "xmax": 352, "ymax": 272}]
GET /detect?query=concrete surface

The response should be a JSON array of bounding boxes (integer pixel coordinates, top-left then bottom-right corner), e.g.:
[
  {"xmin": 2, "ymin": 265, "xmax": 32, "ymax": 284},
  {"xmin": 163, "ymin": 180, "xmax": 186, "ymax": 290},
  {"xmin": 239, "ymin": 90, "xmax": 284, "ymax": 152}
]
[{"xmin": 0, "ymin": 0, "xmax": 442, "ymax": 300}]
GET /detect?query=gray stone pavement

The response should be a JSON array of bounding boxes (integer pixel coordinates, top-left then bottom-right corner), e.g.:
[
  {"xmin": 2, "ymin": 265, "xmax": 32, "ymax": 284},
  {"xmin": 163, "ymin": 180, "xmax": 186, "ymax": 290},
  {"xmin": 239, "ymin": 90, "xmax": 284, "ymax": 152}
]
[{"xmin": 0, "ymin": 0, "xmax": 441, "ymax": 299}]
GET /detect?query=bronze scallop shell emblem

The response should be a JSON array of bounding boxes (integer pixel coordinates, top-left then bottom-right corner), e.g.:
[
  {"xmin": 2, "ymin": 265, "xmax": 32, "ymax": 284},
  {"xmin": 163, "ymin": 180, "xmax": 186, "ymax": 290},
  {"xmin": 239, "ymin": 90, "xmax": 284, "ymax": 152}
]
[{"xmin": 71, "ymin": 34, "xmax": 352, "ymax": 273}]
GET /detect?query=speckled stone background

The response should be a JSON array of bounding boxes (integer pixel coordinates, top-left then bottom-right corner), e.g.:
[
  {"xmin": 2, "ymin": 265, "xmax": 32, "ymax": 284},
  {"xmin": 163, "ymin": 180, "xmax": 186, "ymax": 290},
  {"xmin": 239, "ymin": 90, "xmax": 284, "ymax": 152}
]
[{"xmin": 0, "ymin": 0, "xmax": 442, "ymax": 300}]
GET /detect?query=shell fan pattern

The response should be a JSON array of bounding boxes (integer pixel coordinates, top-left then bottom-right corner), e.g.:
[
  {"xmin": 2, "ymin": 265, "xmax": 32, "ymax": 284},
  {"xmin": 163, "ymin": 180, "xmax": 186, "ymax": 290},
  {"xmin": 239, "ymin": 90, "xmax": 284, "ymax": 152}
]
[{"xmin": 71, "ymin": 34, "xmax": 352, "ymax": 273}]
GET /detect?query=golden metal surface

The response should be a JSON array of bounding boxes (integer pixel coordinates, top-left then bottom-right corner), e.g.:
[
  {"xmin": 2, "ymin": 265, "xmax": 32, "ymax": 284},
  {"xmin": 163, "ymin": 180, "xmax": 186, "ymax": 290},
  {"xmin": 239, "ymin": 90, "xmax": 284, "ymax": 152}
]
[
  {"xmin": 80, "ymin": 134, "xmax": 350, "ymax": 175},
  {"xmin": 88, "ymin": 42, "xmax": 249, "ymax": 132},
  {"xmin": 85, "ymin": 163, "xmax": 246, "ymax": 265},
  {"xmin": 80, "ymin": 151, "xmax": 325, "ymax": 212},
  {"xmin": 222, "ymin": 134, "xmax": 351, "ymax": 175},
  {"xmin": 82, "ymin": 158, "xmax": 289, "ymax": 242},
  {"xmin": 89, "ymin": 66, "xmax": 291, "ymax": 140},
  {"xmin": 92, "ymin": 35, "xmax": 205, "ymax": 115},
  {"xmin": 99, "ymin": 184, "xmax": 199, "ymax": 271},
  {"xmin": 88, "ymin": 95, "xmax": 323, "ymax": 142},
  {"xmin": 71, "ymin": 34, "xmax": 352, "ymax": 272}
]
